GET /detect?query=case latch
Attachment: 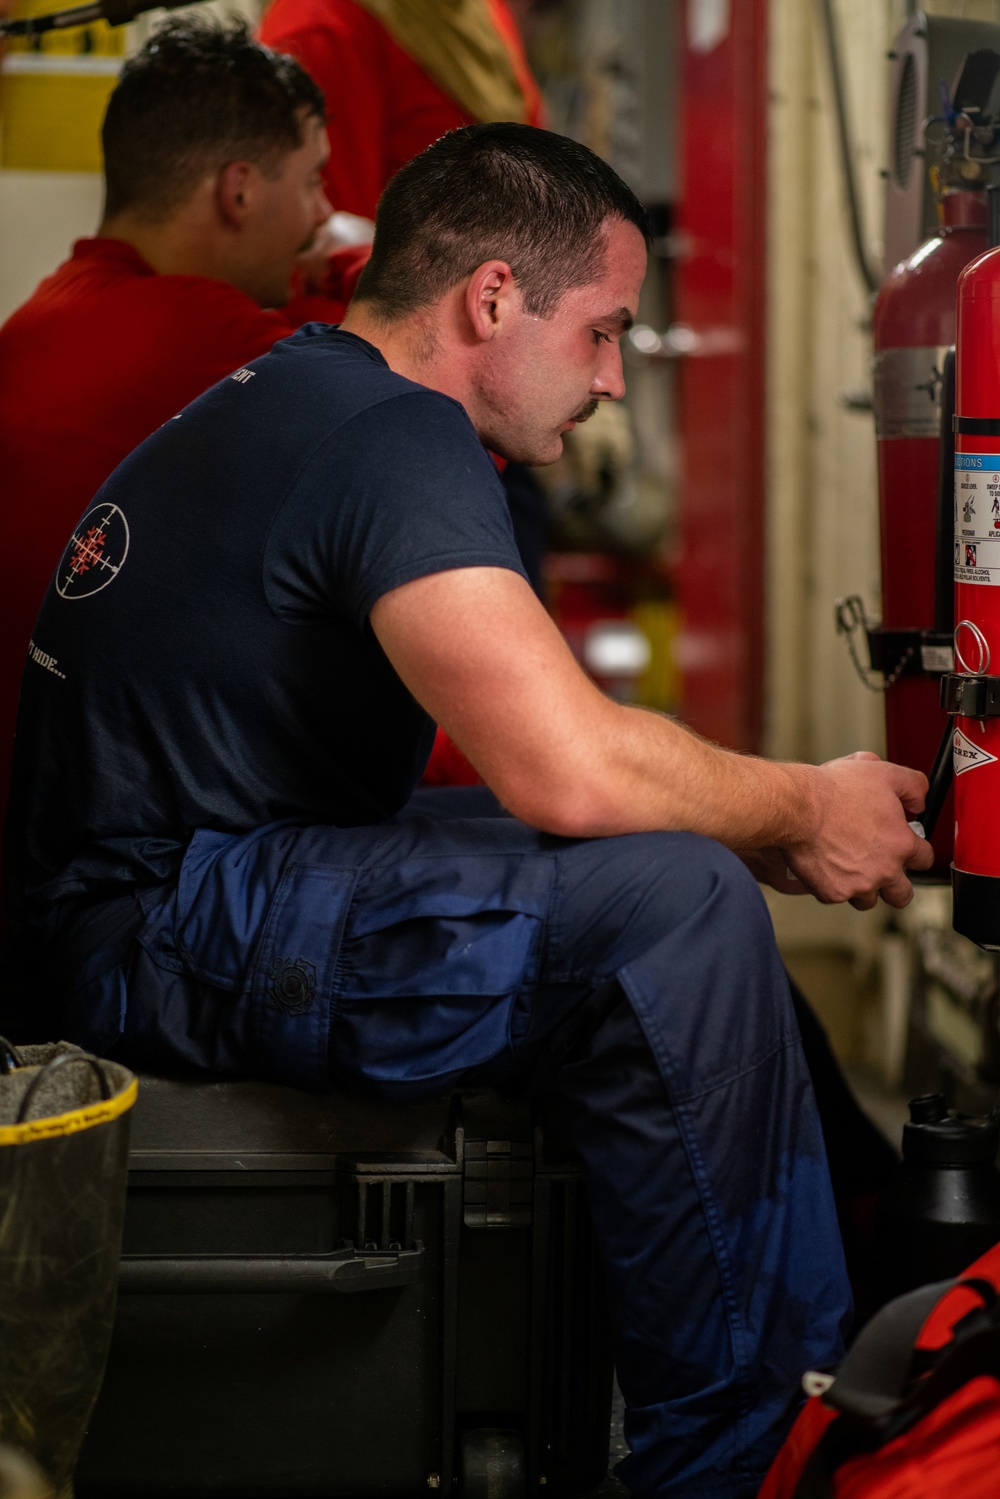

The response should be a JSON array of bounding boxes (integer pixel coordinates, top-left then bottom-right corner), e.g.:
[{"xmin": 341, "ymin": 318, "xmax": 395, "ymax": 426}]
[{"xmin": 463, "ymin": 1139, "xmax": 532, "ymax": 1229}]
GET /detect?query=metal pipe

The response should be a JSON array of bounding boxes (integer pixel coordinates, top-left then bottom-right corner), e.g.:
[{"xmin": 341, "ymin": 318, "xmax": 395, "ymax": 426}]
[
  {"xmin": 814, "ymin": 0, "xmax": 882, "ymax": 297},
  {"xmin": 0, "ymin": 0, "xmax": 190, "ymax": 38},
  {"xmin": 0, "ymin": 2, "xmax": 102, "ymax": 34}
]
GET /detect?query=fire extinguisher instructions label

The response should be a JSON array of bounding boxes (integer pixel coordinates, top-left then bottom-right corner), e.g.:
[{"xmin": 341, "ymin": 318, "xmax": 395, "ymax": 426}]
[
  {"xmin": 953, "ymin": 727, "xmax": 999, "ymax": 775},
  {"xmin": 954, "ymin": 455, "xmax": 1000, "ymax": 584}
]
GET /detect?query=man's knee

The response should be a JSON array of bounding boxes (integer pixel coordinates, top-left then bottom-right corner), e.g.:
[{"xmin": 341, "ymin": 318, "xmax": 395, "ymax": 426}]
[
  {"xmin": 549, "ymin": 830, "xmax": 778, "ymax": 986},
  {"xmin": 545, "ymin": 831, "xmax": 797, "ymax": 1100}
]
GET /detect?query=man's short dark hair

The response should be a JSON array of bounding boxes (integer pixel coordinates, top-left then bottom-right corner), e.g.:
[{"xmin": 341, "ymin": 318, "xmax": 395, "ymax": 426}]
[
  {"xmin": 354, "ymin": 122, "xmax": 651, "ymax": 320},
  {"xmin": 102, "ymin": 17, "xmax": 326, "ymax": 221}
]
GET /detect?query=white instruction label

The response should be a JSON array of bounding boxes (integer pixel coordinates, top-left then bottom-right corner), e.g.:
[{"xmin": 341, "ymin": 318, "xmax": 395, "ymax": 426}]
[
  {"xmin": 953, "ymin": 726, "xmax": 999, "ymax": 775},
  {"xmin": 955, "ymin": 455, "xmax": 1000, "ymax": 585},
  {"xmin": 921, "ymin": 643, "xmax": 955, "ymax": 673}
]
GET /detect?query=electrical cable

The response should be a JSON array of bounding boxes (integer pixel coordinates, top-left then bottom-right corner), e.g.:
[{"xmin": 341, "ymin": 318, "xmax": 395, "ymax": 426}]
[
  {"xmin": 0, "ymin": 0, "xmax": 193, "ymax": 39},
  {"xmin": 814, "ymin": 0, "xmax": 883, "ymax": 297}
]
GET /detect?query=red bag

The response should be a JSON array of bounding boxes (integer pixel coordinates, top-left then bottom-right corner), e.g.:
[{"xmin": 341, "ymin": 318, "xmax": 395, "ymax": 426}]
[{"xmin": 760, "ymin": 1241, "xmax": 1000, "ymax": 1498}]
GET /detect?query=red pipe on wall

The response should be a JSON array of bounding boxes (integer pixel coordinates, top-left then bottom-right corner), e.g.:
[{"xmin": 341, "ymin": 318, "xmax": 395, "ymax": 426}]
[{"xmin": 674, "ymin": 0, "xmax": 769, "ymax": 753}]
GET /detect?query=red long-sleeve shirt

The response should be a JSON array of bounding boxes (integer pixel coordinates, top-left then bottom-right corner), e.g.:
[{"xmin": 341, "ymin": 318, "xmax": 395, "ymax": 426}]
[
  {"xmin": 0, "ymin": 235, "xmax": 366, "ymax": 862},
  {"xmin": 258, "ymin": 0, "xmax": 543, "ymax": 221}
]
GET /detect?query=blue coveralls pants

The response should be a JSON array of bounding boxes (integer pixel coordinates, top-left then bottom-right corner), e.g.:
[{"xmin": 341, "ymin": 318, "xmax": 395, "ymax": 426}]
[{"xmin": 56, "ymin": 790, "xmax": 851, "ymax": 1498}]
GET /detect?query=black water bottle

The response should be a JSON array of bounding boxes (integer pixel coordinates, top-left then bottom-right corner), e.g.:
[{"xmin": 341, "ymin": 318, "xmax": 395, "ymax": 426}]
[{"xmin": 871, "ymin": 1093, "xmax": 1000, "ymax": 1307}]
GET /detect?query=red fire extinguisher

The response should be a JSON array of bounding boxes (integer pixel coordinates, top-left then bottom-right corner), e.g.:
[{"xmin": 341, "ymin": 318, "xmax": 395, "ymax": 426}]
[
  {"xmin": 869, "ymin": 189, "xmax": 988, "ymax": 877},
  {"xmin": 946, "ymin": 195, "xmax": 1000, "ymax": 948}
]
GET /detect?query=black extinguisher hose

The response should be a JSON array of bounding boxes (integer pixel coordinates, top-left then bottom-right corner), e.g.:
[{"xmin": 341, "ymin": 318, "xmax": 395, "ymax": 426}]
[
  {"xmin": 934, "ymin": 350, "xmax": 956, "ymax": 637},
  {"xmin": 922, "ymin": 719, "xmax": 954, "ymax": 841},
  {"xmin": 923, "ymin": 348, "xmax": 958, "ymax": 842}
]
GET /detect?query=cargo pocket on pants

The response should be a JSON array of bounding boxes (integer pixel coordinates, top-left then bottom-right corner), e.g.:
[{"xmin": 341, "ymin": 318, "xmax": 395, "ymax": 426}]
[
  {"xmin": 329, "ymin": 853, "xmax": 554, "ymax": 1092},
  {"xmin": 247, "ymin": 863, "xmax": 358, "ymax": 1090}
]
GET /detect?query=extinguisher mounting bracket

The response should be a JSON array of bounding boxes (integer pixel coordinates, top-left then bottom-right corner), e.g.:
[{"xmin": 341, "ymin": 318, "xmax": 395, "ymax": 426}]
[
  {"xmin": 865, "ymin": 626, "xmax": 955, "ymax": 679},
  {"xmin": 835, "ymin": 600, "xmax": 955, "ymax": 691},
  {"xmin": 940, "ymin": 672, "xmax": 1000, "ymax": 717}
]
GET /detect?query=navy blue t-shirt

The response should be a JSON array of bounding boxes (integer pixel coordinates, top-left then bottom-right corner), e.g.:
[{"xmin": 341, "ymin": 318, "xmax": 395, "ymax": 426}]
[{"xmin": 7, "ymin": 326, "xmax": 526, "ymax": 924}]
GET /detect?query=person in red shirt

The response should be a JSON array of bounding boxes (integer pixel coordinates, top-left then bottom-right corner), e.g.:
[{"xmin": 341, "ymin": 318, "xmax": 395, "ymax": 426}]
[
  {"xmin": 0, "ymin": 17, "xmax": 368, "ymax": 855},
  {"xmin": 258, "ymin": 0, "xmax": 544, "ymax": 223}
]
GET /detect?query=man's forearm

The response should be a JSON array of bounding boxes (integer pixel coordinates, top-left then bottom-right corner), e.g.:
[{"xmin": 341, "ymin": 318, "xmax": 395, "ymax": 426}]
[{"xmin": 554, "ymin": 702, "xmax": 818, "ymax": 848}]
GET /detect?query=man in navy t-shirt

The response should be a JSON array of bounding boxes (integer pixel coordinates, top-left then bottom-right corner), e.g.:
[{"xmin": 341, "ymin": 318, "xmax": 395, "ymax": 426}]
[
  {"xmin": 6, "ymin": 124, "xmax": 933, "ymax": 1497},
  {"xmin": 13, "ymin": 327, "xmax": 519, "ymax": 910}
]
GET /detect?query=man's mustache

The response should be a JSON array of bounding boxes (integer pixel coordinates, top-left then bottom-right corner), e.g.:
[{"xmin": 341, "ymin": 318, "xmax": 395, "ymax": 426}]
[{"xmin": 570, "ymin": 399, "xmax": 600, "ymax": 424}]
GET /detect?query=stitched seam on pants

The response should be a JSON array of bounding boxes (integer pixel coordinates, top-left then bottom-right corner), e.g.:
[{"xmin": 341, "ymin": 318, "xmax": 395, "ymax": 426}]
[
  {"xmin": 539, "ymin": 846, "xmax": 573, "ymax": 985},
  {"xmin": 537, "ymin": 854, "xmax": 557, "ymax": 974},
  {"xmin": 618, "ymin": 966, "xmax": 757, "ymax": 1491},
  {"xmin": 665, "ymin": 1030, "xmax": 803, "ymax": 1104}
]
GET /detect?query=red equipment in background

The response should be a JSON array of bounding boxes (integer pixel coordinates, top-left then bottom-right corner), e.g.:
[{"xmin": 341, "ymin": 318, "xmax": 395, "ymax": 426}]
[
  {"xmin": 673, "ymin": 0, "xmax": 768, "ymax": 753},
  {"xmin": 871, "ymin": 190, "xmax": 987, "ymax": 876}
]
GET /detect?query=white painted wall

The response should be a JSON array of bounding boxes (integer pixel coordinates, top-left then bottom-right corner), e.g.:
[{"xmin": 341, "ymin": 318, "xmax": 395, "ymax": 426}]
[
  {"xmin": 0, "ymin": 170, "xmax": 103, "ymax": 322},
  {"xmin": 767, "ymin": 0, "xmax": 905, "ymax": 769}
]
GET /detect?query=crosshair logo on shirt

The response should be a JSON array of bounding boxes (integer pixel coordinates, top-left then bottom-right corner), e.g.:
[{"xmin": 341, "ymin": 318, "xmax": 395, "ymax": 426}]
[{"xmin": 56, "ymin": 502, "xmax": 130, "ymax": 600}]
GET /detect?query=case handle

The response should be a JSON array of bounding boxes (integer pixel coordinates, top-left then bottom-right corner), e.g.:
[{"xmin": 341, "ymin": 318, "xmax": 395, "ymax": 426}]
[{"xmin": 118, "ymin": 1241, "xmax": 425, "ymax": 1295}]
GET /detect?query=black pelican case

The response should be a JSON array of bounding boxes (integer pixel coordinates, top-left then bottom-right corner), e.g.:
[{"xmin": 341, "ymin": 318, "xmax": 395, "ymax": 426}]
[{"xmin": 75, "ymin": 1077, "xmax": 613, "ymax": 1499}]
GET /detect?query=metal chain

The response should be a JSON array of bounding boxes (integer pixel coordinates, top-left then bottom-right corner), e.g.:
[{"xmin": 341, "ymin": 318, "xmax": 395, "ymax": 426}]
[{"xmin": 834, "ymin": 595, "xmax": 915, "ymax": 693}]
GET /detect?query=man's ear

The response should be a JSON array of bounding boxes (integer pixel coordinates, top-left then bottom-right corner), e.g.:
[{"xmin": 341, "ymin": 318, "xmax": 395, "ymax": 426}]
[
  {"xmin": 464, "ymin": 260, "xmax": 518, "ymax": 343},
  {"xmin": 216, "ymin": 161, "xmax": 255, "ymax": 230}
]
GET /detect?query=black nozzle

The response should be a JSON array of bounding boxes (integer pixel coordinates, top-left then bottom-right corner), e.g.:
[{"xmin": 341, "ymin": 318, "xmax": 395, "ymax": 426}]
[
  {"xmin": 903, "ymin": 1099, "xmax": 1000, "ymax": 1164},
  {"xmin": 909, "ymin": 1093, "xmax": 948, "ymax": 1124}
]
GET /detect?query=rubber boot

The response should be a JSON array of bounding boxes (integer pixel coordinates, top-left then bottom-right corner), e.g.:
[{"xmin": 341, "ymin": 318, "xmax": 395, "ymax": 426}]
[{"xmin": 0, "ymin": 1040, "xmax": 136, "ymax": 1499}]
